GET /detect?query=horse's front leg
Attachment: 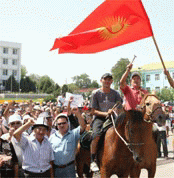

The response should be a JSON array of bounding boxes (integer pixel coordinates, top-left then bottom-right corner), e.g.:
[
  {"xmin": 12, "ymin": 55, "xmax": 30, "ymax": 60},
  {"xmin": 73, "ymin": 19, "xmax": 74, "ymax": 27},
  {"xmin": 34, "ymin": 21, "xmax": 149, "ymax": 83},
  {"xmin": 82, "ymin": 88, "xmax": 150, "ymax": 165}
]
[
  {"xmin": 147, "ymin": 165, "xmax": 156, "ymax": 178},
  {"xmin": 129, "ymin": 166, "xmax": 141, "ymax": 178}
]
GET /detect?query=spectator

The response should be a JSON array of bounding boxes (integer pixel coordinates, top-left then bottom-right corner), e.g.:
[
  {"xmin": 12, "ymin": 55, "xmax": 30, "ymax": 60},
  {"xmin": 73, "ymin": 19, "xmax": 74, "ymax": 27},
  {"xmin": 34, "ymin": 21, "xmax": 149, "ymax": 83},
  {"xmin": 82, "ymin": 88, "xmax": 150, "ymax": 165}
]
[
  {"xmin": 120, "ymin": 63, "xmax": 148, "ymax": 110},
  {"xmin": 13, "ymin": 117, "xmax": 54, "ymax": 178},
  {"xmin": 49, "ymin": 109, "xmax": 86, "ymax": 178},
  {"xmin": 0, "ymin": 137, "xmax": 18, "ymax": 177},
  {"xmin": 154, "ymin": 119, "xmax": 169, "ymax": 159},
  {"xmin": 1, "ymin": 114, "xmax": 23, "ymax": 177}
]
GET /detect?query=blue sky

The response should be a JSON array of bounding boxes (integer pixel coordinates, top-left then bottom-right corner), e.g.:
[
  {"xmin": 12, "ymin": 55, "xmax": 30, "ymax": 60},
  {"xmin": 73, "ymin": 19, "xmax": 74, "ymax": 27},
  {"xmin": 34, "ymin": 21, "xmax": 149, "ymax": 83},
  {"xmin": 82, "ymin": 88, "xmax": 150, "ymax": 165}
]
[{"xmin": 0, "ymin": 0, "xmax": 173, "ymax": 86}]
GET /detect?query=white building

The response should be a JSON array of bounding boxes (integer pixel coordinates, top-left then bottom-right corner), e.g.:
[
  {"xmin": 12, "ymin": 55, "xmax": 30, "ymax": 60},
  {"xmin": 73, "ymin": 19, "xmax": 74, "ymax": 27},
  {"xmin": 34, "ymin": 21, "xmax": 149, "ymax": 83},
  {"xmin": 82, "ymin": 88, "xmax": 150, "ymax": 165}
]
[{"xmin": 0, "ymin": 41, "xmax": 21, "ymax": 89}]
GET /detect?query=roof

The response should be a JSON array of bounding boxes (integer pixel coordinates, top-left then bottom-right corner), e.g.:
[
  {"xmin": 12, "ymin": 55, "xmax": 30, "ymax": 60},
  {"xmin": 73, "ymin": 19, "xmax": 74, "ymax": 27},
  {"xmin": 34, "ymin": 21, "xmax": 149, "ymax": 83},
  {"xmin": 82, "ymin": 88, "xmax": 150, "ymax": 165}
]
[{"xmin": 132, "ymin": 61, "xmax": 174, "ymax": 71}]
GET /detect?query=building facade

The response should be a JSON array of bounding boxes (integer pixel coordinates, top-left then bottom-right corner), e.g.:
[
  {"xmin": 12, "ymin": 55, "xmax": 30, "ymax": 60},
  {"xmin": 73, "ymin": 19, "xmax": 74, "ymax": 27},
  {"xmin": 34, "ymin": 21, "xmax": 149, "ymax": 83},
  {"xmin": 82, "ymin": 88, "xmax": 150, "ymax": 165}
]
[
  {"xmin": 0, "ymin": 41, "xmax": 21, "ymax": 89},
  {"xmin": 133, "ymin": 61, "xmax": 174, "ymax": 92}
]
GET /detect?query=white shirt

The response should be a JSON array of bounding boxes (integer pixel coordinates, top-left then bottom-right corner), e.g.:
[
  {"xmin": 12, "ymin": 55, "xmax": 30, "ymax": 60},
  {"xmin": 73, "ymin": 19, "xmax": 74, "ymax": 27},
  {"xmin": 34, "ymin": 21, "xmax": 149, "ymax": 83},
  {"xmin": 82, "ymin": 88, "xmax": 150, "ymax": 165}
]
[{"xmin": 18, "ymin": 134, "xmax": 54, "ymax": 173}]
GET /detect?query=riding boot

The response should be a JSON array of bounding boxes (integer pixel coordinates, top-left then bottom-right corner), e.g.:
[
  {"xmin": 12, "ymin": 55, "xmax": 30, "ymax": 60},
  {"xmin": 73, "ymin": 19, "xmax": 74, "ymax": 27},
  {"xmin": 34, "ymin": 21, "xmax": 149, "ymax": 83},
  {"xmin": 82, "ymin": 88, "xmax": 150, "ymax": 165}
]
[{"xmin": 91, "ymin": 136, "xmax": 100, "ymax": 162}]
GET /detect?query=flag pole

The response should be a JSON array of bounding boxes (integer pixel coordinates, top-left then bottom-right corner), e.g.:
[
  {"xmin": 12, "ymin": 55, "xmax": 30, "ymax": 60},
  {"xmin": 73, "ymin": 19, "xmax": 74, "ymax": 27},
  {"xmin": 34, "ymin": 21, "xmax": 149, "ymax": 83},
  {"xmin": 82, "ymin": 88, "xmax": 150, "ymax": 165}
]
[{"xmin": 152, "ymin": 35, "xmax": 166, "ymax": 70}]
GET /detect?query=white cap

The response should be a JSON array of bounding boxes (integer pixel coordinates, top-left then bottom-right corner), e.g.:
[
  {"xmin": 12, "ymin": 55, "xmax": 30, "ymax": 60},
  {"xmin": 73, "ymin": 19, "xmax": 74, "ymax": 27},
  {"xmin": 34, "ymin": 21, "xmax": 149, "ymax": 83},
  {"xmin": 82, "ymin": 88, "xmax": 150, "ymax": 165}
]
[
  {"xmin": 32, "ymin": 117, "xmax": 48, "ymax": 130},
  {"xmin": 23, "ymin": 115, "xmax": 31, "ymax": 121},
  {"xmin": 8, "ymin": 114, "xmax": 22, "ymax": 124},
  {"xmin": 33, "ymin": 105, "xmax": 41, "ymax": 111}
]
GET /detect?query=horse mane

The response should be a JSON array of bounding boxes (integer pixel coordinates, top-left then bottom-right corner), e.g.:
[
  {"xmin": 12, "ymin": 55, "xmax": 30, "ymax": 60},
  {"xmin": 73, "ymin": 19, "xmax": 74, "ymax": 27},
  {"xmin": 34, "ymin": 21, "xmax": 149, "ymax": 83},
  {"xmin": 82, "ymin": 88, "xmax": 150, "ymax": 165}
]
[{"xmin": 127, "ymin": 110, "xmax": 144, "ymax": 123}]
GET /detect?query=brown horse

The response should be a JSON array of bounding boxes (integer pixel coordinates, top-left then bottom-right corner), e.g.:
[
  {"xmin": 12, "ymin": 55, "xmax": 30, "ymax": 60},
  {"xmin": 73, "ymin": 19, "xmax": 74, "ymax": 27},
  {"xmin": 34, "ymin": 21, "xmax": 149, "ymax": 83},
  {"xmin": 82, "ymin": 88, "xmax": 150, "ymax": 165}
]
[
  {"xmin": 139, "ymin": 94, "xmax": 166, "ymax": 125},
  {"xmin": 98, "ymin": 110, "xmax": 157, "ymax": 178}
]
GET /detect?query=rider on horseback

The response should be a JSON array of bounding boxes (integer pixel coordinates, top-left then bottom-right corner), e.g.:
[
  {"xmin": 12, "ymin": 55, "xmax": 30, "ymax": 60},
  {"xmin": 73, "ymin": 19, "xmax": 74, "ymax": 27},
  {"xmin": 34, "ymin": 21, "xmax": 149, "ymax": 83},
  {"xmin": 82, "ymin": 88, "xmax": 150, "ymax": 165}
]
[
  {"xmin": 91, "ymin": 73, "xmax": 122, "ymax": 161},
  {"xmin": 120, "ymin": 62, "xmax": 148, "ymax": 110}
]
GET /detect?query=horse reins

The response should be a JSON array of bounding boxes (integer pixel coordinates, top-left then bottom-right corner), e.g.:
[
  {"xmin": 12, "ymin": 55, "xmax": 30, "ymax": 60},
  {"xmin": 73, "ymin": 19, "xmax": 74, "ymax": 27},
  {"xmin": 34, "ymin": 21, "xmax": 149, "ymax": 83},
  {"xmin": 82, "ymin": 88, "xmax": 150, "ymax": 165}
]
[
  {"xmin": 141, "ymin": 104, "xmax": 162, "ymax": 123},
  {"xmin": 110, "ymin": 111, "xmax": 144, "ymax": 153}
]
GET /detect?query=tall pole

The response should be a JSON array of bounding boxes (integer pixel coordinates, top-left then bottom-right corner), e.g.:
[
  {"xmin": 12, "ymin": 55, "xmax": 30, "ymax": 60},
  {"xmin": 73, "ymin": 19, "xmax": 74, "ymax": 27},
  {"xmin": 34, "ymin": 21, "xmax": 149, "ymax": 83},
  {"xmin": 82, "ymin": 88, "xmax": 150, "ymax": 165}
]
[
  {"xmin": 11, "ymin": 74, "xmax": 12, "ymax": 93},
  {"xmin": 152, "ymin": 35, "xmax": 166, "ymax": 70}
]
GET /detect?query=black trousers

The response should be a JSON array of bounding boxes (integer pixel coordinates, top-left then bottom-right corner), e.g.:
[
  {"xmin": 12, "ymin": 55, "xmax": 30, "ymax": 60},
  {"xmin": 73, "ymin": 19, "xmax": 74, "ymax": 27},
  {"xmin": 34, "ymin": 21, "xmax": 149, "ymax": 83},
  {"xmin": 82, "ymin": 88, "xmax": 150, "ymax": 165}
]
[{"xmin": 157, "ymin": 131, "xmax": 168, "ymax": 157}]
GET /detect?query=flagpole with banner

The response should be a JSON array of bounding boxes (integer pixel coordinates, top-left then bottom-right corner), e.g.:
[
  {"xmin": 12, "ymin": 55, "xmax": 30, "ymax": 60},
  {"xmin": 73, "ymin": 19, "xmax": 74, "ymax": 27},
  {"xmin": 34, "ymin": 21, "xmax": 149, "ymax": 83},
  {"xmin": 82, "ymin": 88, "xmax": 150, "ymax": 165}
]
[{"xmin": 152, "ymin": 35, "xmax": 166, "ymax": 70}]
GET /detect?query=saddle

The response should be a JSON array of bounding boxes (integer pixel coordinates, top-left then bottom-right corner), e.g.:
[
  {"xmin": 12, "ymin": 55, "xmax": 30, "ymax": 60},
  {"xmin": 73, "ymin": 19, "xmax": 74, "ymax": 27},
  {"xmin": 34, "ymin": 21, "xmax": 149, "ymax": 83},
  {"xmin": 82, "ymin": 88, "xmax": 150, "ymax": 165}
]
[{"xmin": 80, "ymin": 110, "xmax": 126, "ymax": 150}]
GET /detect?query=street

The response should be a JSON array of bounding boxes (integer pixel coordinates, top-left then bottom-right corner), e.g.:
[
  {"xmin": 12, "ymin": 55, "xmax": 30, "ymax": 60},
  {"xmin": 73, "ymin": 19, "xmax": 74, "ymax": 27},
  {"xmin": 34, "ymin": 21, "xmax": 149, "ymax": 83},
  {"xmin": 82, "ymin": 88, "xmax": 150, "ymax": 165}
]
[{"xmin": 93, "ymin": 131, "xmax": 174, "ymax": 178}]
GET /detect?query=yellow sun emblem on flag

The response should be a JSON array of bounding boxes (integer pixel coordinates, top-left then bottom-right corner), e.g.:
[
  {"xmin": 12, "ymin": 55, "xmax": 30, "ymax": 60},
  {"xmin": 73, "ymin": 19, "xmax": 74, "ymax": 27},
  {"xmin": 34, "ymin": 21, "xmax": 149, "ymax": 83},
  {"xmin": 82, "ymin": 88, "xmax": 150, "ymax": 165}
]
[{"xmin": 98, "ymin": 16, "xmax": 130, "ymax": 40}]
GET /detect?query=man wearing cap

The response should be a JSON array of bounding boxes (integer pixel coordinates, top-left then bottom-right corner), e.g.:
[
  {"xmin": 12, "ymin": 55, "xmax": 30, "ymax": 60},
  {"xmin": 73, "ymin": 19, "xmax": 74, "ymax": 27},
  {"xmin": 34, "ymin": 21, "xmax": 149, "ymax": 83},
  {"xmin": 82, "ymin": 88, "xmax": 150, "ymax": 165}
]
[
  {"xmin": 13, "ymin": 117, "xmax": 54, "ymax": 178},
  {"xmin": 91, "ymin": 73, "xmax": 122, "ymax": 161},
  {"xmin": 1, "ymin": 114, "xmax": 23, "ymax": 177},
  {"xmin": 49, "ymin": 109, "xmax": 86, "ymax": 178},
  {"xmin": 120, "ymin": 63, "xmax": 148, "ymax": 110}
]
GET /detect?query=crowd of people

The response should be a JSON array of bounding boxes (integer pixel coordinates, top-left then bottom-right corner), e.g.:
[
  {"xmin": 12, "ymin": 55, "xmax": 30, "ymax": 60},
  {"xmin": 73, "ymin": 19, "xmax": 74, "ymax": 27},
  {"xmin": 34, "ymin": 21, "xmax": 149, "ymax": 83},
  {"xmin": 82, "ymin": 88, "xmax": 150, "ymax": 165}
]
[{"xmin": 0, "ymin": 62, "xmax": 173, "ymax": 178}]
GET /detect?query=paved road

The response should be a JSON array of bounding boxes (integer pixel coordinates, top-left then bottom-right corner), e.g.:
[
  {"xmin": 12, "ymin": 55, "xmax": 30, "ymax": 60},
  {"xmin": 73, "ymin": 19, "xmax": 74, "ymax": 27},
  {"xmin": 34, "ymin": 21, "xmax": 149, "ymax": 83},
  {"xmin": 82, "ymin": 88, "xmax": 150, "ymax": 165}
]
[{"xmin": 92, "ymin": 131, "xmax": 174, "ymax": 178}]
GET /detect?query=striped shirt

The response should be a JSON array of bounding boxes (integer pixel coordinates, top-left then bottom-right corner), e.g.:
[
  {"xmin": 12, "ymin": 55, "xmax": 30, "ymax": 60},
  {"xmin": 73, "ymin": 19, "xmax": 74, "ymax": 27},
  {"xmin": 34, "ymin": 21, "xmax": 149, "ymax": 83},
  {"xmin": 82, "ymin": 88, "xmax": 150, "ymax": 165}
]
[{"xmin": 18, "ymin": 134, "xmax": 54, "ymax": 173}]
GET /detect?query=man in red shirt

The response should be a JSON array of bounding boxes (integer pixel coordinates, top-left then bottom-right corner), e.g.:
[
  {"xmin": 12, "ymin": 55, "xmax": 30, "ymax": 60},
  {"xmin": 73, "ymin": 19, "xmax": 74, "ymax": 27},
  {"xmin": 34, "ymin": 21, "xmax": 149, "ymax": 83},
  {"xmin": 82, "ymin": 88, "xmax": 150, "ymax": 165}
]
[{"xmin": 120, "ymin": 63, "xmax": 148, "ymax": 110}]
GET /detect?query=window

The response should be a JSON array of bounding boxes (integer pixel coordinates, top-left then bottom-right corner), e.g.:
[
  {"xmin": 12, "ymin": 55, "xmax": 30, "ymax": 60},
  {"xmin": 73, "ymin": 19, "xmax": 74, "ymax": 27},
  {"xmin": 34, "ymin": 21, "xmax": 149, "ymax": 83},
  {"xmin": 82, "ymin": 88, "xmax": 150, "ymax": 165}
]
[
  {"xmin": 3, "ymin": 58, "xmax": 8, "ymax": 64},
  {"xmin": 155, "ymin": 87, "xmax": 160, "ymax": 92},
  {"xmin": 3, "ymin": 69, "xmax": 8, "ymax": 76},
  {"xmin": 12, "ymin": 70, "xmax": 17, "ymax": 76},
  {"xmin": 146, "ymin": 75, "xmax": 150, "ymax": 81},
  {"xmin": 155, "ymin": 74, "xmax": 160, "ymax": 80},
  {"xmin": 13, "ymin": 48, "xmax": 18, "ymax": 54},
  {"xmin": 3, "ymin": 48, "xmax": 8, "ymax": 54},
  {"xmin": 12, "ymin": 59, "xmax": 17, "ymax": 65}
]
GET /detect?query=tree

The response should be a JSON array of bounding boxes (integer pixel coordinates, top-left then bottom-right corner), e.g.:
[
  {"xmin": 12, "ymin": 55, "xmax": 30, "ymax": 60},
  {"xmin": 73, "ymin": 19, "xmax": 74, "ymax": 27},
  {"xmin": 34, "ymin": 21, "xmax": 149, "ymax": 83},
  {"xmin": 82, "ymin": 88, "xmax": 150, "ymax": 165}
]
[
  {"xmin": 38, "ymin": 75, "xmax": 55, "ymax": 93},
  {"xmin": 67, "ymin": 83, "xmax": 79, "ymax": 93},
  {"xmin": 20, "ymin": 76, "xmax": 36, "ymax": 93},
  {"xmin": 157, "ymin": 88, "xmax": 174, "ymax": 102},
  {"xmin": 62, "ymin": 84, "xmax": 68, "ymax": 94},
  {"xmin": 72, "ymin": 73, "xmax": 91, "ymax": 88},
  {"xmin": 111, "ymin": 58, "xmax": 130, "ymax": 89},
  {"xmin": 90, "ymin": 80, "xmax": 99, "ymax": 88},
  {"xmin": 21, "ymin": 65, "xmax": 28, "ymax": 79},
  {"xmin": 5, "ymin": 75, "xmax": 19, "ymax": 92},
  {"xmin": 29, "ymin": 73, "xmax": 40, "ymax": 87}
]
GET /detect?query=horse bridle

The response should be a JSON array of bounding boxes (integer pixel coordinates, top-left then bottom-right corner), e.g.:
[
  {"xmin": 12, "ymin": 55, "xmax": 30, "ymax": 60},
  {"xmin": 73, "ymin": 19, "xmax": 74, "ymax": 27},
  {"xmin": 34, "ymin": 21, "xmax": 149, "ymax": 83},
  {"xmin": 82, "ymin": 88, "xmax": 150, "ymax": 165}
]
[
  {"xmin": 141, "ymin": 104, "xmax": 162, "ymax": 123},
  {"xmin": 110, "ymin": 111, "xmax": 144, "ymax": 153}
]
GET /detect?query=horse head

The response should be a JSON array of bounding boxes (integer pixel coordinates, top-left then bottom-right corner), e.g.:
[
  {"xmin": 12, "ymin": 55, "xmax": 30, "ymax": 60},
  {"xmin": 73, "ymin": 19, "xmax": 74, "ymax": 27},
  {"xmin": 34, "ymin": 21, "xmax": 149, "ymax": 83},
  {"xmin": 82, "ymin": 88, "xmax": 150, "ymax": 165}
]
[
  {"xmin": 124, "ymin": 110, "xmax": 145, "ymax": 164},
  {"xmin": 139, "ymin": 94, "xmax": 166, "ymax": 126}
]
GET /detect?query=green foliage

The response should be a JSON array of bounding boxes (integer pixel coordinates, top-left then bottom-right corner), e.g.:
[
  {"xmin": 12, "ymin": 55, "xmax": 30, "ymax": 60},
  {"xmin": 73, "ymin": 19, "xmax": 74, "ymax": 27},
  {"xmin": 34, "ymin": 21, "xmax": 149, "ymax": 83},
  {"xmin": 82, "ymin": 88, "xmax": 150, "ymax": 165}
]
[
  {"xmin": 5, "ymin": 75, "xmax": 19, "ymax": 92},
  {"xmin": 20, "ymin": 76, "xmax": 36, "ymax": 92},
  {"xmin": 38, "ymin": 75, "xmax": 55, "ymax": 93},
  {"xmin": 156, "ymin": 87, "xmax": 174, "ymax": 102},
  {"xmin": 67, "ymin": 83, "xmax": 79, "ymax": 93},
  {"xmin": 62, "ymin": 84, "xmax": 68, "ymax": 94},
  {"xmin": 43, "ymin": 95, "xmax": 56, "ymax": 102},
  {"xmin": 90, "ymin": 80, "xmax": 99, "ymax": 88},
  {"xmin": 21, "ymin": 65, "xmax": 28, "ymax": 79},
  {"xmin": 111, "ymin": 58, "xmax": 130, "ymax": 89},
  {"xmin": 72, "ymin": 73, "xmax": 91, "ymax": 88}
]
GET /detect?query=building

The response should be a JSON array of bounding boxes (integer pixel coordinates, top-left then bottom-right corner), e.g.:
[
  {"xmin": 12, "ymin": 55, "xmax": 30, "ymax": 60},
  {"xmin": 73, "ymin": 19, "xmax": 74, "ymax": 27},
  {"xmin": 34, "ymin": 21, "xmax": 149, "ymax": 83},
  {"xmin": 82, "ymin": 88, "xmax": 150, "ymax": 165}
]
[
  {"xmin": 133, "ymin": 61, "xmax": 174, "ymax": 92},
  {"xmin": 0, "ymin": 41, "xmax": 21, "ymax": 89}
]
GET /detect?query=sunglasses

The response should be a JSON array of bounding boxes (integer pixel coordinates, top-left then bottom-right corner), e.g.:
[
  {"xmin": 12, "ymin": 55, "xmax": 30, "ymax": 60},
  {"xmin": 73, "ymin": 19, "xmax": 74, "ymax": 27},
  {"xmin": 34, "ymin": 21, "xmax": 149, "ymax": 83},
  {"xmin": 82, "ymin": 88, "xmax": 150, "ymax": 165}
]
[
  {"xmin": 10, "ymin": 121, "xmax": 21, "ymax": 126},
  {"xmin": 57, "ymin": 122, "xmax": 67, "ymax": 126}
]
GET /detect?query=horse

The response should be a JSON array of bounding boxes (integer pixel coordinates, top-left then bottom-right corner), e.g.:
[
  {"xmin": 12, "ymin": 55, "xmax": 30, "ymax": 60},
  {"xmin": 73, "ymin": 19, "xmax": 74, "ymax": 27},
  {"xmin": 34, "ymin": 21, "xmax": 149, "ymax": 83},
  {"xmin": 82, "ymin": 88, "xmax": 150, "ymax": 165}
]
[
  {"xmin": 97, "ymin": 109, "xmax": 157, "ymax": 178},
  {"xmin": 139, "ymin": 94, "xmax": 166, "ymax": 126}
]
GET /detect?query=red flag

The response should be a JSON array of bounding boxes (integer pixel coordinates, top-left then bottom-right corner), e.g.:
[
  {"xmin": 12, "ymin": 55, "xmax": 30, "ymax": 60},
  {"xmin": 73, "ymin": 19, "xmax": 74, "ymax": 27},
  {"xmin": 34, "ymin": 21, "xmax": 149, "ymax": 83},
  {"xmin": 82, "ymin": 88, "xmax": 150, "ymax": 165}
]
[{"xmin": 51, "ymin": 0, "xmax": 153, "ymax": 54}]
